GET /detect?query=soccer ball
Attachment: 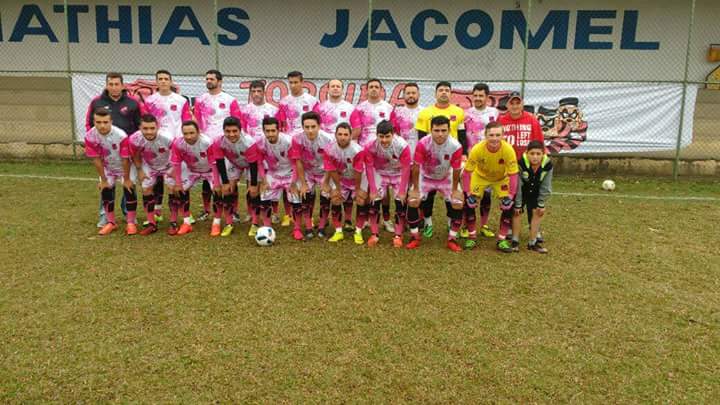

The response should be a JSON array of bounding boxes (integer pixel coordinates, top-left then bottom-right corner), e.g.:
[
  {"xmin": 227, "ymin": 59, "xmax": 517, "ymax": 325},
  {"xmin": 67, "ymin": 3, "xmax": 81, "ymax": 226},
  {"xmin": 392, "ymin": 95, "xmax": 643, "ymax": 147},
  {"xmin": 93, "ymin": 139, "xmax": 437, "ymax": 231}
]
[
  {"xmin": 602, "ymin": 179, "xmax": 616, "ymax": 191},
  {"xmin": 255, "ymin": 226, "xmax": 276, "ymax": 246}
]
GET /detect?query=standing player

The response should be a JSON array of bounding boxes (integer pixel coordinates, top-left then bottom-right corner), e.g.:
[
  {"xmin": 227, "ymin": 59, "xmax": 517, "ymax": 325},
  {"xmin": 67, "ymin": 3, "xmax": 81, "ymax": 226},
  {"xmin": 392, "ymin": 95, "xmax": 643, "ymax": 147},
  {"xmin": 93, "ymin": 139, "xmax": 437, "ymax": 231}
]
[
  {"xmin": 463, "ymin": 83, "xmax": 500, "ymax": 240},
  {"xmin": 166, "ymin": 120, "xmax": 220, "ymax": 236},
  {"xmin": 350, "ymin": 78, "xmax": 394, "ymax": 147},
  {"xmin": 463, "ymin": 122, "xmax": 519, "ymax": 253},
  {"xmin": 315, "ymin": 79, "xmax": 354, "ymax": 134},
  {"xmin": 128, "ymin": 114, "xmax": 174, "ymax": 235},
  {"xmin": 364, "ymin": 120, "xmax": 413, "ymax": 248},
  {"xmin": 241, "ymin": 80, "xmax": 278, "ymax": 140},
  {"xmin": 512, "ymin": 140, "xmax": 552, "ymax": 253},
  {"xmin": 257, "ymin": 117, "xmax": 295, "ymax": 230},
  {"xmin": 406, "ymin": 116, "xmax": 464, "ymax": 251},
  {"xmin": 288, "ymin": 112, "xmax": 334, "ymax": 240},
  {"xmin": 85, "ymin": 108, "xmax": 137, "ymax": 236},
  {"xmin": 276, "ymin": 71, "xmax": 319, "ymax": 136}
]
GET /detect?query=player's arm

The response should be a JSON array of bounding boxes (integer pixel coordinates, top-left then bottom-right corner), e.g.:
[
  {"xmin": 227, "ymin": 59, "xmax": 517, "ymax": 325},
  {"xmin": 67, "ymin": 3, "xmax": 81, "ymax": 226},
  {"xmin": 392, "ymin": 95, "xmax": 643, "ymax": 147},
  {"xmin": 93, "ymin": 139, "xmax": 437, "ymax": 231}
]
[
  {"xmin": 170, "ymin": 140, "xmax": 184, "ymax": 193},
  {"xmin": 397, "ymin": 147, "xmax": 412, "ymax": 200},
  {"xmin": 181, "ymin": 99, "xmax": 193, "ymax": 121},
  {"xmin": 463, "ymin": 146, "xmax": 478, "ymax": 194},
  {"xmin": 349, "ymin": 108, "xmax": 362, "ymax": 141},
  {"xmin": 92, "ymin": 157, "xmax": 109, "ymax": 189},
  {"xmin": 537, "ymin": 165, "xmax": 553, "ymax": 209},
  {"xmin": 415, "ymin": 109, "xmax": 429, "ymax": 140}
]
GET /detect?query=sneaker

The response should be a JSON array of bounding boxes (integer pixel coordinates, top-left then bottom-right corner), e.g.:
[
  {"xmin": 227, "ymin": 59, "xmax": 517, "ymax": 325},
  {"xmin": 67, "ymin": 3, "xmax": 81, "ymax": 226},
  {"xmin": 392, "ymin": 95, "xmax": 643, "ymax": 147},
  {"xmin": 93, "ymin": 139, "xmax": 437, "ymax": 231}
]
[
  {"xmin": 98, "ymin": 223, "xmax": 117, "ymax": 236},
  {"xmin": 177, "ymin": 223, "xmax": 193, "ymax": 235},
  {"xmin": 422, "ymin": 224, "xmax": 434, "ymax": 238},
  {"xmin": 304, "ymin": 230, "xmax": 315, "ymax": 240},
  {"xmin": 528, "ymin": 242, "xmax": 548, "ymax": 254},
  {"xmin": 232, "ymin": 213, "xmax": 241, "ymax": 224},
  {"xmin": 353, "ymin": 231, "xmax": 364, "ymax": 245},
  {"xmin": 281, "ymin": 215, "xmax": 292, "ymax": 227},
  {"xmin": 271, "ymin": 214, "xmax": 280, "ymax": 224},
  {"xmin": 536, "ymin": 233, "xmax": 545, "ymax": 244},
  {"xmin": 464, "ymin": 239, "xmax": 477, "ymax": 250},
  {"xmin": 383, "ymin": 220, "xmax": 394, "ymax": 233},
  {"xmin": 188, "ymin": 214, "xmax": 196, "ymax": 225},
  {"xmin": 248, "ymin": 224, "xmax": 258, "ymax": 237},
  {"xmin": 447, "ymin": 239, "xmax": 462, "ymax": 252},
  {"xmin": 479, "ymin": 225, "xmax": 495, "ymax": 238},
  {"xmin": 393, "ymin": 236, "xmax": 403, "ymax": 248},
  {"xmin": 328, "ymin": 231, "xmax": 344, "ymax": 242},
  {"xmin": 221, "ymin": 224, "xmax": 234, "ymax": 237},
  {"xmin": 367, "ymin": 235, "xmax": 379, "ymax": 247},
  {"xmin": 143, "ymin": 216, "xmax": 163, "ymax": 227},
  {"xmin": 460, "ymin": 227, "xmax": 470, "ymax": 238},
  {"xmin": 197, "ymin": 211, "xmax": 210, "ymax": 222},
  {"xmin": 97, "ymin": 213, "xmax": 108, "ymax": 228},
  {"xmin": 343, "ymin": 221, "xmax": 354, "ymax": 233},
  {"xmin": 496, "ymin": 239, "xmax": 513, "ymax": 253},
  {"xmin": 125, "ymin": 223, "xmax": 138, "ymax": 236},
  {"xmin": 210, "ymin": 223, "xmax": 222, "ymax": 237},
  {"xmin": 139, "ymin": 223, "xmax": 157, "ymax": 236},
  {"xmin": 317, "ymin": 228, "xmax": 327, "ymax": 238},
  {"xmin": 511, "ymin": 240, "xmax": 520, "ymax": 253},
  {"xmin": 167, "ymin": 222, "xmax": 179, "ymax": 236},
  {"xmin": 292, "ymin": 229, "xmax": 304, "ymax": 241},
  {"xmin": 406, "ymin": 237, "xmax": 421, "ymax": 249}
]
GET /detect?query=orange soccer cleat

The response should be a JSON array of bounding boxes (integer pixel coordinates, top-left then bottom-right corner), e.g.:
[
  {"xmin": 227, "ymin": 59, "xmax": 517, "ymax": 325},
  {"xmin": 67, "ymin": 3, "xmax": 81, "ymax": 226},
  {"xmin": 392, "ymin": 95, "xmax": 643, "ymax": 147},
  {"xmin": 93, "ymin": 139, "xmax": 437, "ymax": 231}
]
[
  {"xmin": 125, "ymin": 223, "xmax": 138, "ymax": 236},
  {"xmin": 392, "ymin": 236, "xmax": 403, "ymax": 248},
  {"xmin": 210, "ymin": 223, "xmax": 222, "ymax": 237},
  {"xmin": 177, "ymin": 223, "xmax": 193, "ymax": 235},
  {"xmin": 98, "ymin": 223, "xmax": 118, "ymax": 236},
  {"xmin": 139, "ymin": 224, "xmax": 157, "ymax": 236},
  {"xmin": 405, "ymin": 237, "xmax": 421, "ymax": 250},
  {"xmin": 367, "ymin": 235, "xmax": 379, "ymax": 247},
  {"xmin": 446, "ymin": 239, "xmax": 463, "ymax": 252}
]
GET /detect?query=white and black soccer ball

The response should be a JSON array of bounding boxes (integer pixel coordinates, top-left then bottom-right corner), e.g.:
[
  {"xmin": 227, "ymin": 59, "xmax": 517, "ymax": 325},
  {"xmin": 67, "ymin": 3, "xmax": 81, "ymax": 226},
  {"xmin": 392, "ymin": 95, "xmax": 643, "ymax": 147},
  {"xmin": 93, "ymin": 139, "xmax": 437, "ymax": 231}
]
[
  {"xmin": 602, "ymin": 179, "xmax": 616, "ymax": 192},
  {"xmin": 255, "ymin": 226, "xmax": 276, "ymax": 246}
]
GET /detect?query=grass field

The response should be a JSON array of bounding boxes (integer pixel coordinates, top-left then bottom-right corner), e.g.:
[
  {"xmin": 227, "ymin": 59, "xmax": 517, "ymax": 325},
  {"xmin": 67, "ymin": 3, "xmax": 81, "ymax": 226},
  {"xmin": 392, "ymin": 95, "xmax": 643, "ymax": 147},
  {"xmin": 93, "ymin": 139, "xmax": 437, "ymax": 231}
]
[{"xmin": 1, "ymin": 161, "xmax": 719, "ymax": 402}]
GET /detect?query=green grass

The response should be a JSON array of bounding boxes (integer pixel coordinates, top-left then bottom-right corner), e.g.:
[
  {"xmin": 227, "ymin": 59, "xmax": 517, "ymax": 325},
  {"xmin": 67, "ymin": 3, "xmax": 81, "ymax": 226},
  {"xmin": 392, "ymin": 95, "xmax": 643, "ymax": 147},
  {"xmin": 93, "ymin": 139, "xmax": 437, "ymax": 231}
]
[{"xmin": 1, "ymin": 161, "xmax": 719, "ymax": 402}]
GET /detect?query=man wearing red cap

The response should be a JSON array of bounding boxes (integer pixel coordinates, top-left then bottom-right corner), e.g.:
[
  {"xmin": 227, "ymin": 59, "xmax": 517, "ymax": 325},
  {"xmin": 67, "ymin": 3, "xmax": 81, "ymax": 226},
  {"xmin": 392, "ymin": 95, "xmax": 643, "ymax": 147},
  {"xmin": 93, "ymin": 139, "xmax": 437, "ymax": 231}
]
[{"xmin": 498, "ymin": 92, "xmax": 544, "ymax": 159}]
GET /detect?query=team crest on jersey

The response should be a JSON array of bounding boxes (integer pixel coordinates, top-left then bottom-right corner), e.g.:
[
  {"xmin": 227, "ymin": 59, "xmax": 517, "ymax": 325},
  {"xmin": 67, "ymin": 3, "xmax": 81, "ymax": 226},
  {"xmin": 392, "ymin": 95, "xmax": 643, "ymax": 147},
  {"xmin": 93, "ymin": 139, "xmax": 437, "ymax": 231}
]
[
  {"xmin": 280, "ymin": 151, "xmax": 285, "ymax": 157},
  {"xmin": 120, "ymin": 106, "xmax": 129, "ymax": 115},
  {"xmin": 159, "ymin": 147, "xmax": 166, "ymax": 153},
  {"xmin": 499, "ymin": 159, "xmax": 505, "ymax": 165},
  {"xmin": 346, "ymin": 158, "xmax": 352, "ymax": 163},
  {"xmin": 200, "ymin": 152, "xmax": 207, "ymax": 158},
  {"xmin": 392, "ymin": 154, "xmax": 397, "ymax": 159},
  {"xmin": 450, "ymin": 115, "xmax": 456, "ymax": 121},
  {"xmin": 501, "ymin": 184, "xmax": 509, "ymax": 191},
  {"xmin": 111, "ymin": 143, "xmax": 117, "ymax": 149},
  {"xmin": 444, "ymin": 154, "xmax": 449, "ymax": 160},
  {"xmin": 170, "ymin": 104, "xmax": 177, "ymax": 111},
  {"xmin": 303, "ymin": 105, "xmax": 309, "ymax": 111},
  {"xmin": 340, "ymin": 111, "xmax": 347, "ymax": 117},
  {"xmin": 219, "ymin": 103, "xmax": 226, "ymax": 109}
]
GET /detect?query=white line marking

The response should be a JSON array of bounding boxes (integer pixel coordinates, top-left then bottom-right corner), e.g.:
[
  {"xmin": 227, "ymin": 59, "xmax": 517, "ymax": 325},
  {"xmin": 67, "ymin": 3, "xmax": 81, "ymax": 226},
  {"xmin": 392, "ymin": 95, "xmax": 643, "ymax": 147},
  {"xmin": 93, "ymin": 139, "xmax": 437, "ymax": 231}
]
[{"xmin": 1, "ymin": 173, "xmax": 718, "ymax": 202}]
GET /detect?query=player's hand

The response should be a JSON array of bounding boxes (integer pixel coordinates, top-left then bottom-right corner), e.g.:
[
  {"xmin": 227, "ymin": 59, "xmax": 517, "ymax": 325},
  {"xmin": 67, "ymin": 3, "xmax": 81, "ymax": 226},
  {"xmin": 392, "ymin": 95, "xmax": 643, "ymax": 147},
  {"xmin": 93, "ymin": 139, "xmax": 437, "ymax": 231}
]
[
  {"xmin": 99, "ymin": 179, "xmax": 110, "ymax": 190},
  {"xmin": 321, "ymin": 182, "xmax": 331, "ymax": 196},
  {"xmin": 514, "ymin": 207, "xmax": 523, "ymax": 216},
  {"xmin": 500, "ymin": 196, "xmax": 514, "ymax": 211},
  {"xmin": 222, "ymin": 183, "xmax": 232, "ymax": 196},
  {"xmin": 248, "ymin": 185, "xmax": 259, "ymax": 198},
  {"xmin": 535, "ymin": 207, "xmax": 546, "ymax": 217},
  {"xmin": 123, "ymin": 178, "xmax": 134, "ymax": 192},
  {"xmin": 369, "ymin": 191, "xmax": 378, "ymax": 202},
  {"xmin": 451, "ymin": 190, "xmax": 464, "ymax": 204},
  {"xmin": 136, "ymin": 170, "xmax": 147, "ymax": 186},
  {"xmin": 396, "ymin": 192, "xmax": 406, "ymax": 203},
  {"xmin": 300, "ymin": 182, "xmax": 309, "ymax": 199},
  {"xmin": 171, "ymin": 185, "xmax": 183, "ymax": 194},
  {"xmin": 465, "ymin": 194, "xmax": 478, "ymax": 208}
]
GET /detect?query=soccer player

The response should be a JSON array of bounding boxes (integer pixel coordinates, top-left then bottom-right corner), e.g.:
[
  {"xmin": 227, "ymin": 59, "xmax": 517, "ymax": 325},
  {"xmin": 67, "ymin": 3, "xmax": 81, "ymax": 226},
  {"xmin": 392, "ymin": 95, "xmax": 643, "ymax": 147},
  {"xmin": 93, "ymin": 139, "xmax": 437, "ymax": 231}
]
[
  {"xmin": 85, "ymin": 108, "xmax": 137, "ymax": 236},
  {"xmin": 350, "ymin": 78, "xmax": 394, "ymax": 147},
  {"xmin": 364, "ymin": 120, "xmax": 412, "ymax": 248},
  {"xmin": 212, "ymin": 117, "xmax": 262, "ymax": 237},
  {"xmin": 512, "ymin": 140, "xmax": 552, "ymax": 253},
  {"xmin": 143, "ymin": 70, "xmax": 192, "ymax": 137},
  {"xmin": 128, "ymin": 114, "xmax": 174, "ymax": 235},
  {"xmin": 463, "ymin": 121, "xmax": 519, "ymax": 253},
  {"xmin": 166, "ymin": 120, "xmax": 219, "ymax": 236},
  {"xmin": 390, "ymin": 82, "xmax": 422, "ymax": 155},
  {"xmin": 322, "ymin": 123, "xmax": 370, "ymax": 244},
  {"xmin": 256, "ymin": 117, "xmax": 295, "ymax": 230},
  {"xmin": 276, "ymin": 71, "xmax": 319, "ymax": 136},
  {"xmin": 315, "ymin": 79, "xmax": 354, "ymax": 133},
  {"xmin": 497, "ymin": 91, "xmax": 544, "ymax": 160},
  {"xmin": 463, "ymin": 83, "xmax": 500, "ymax": 240},
  {"xmin": 241, "ymin": 80, "xmax": 278, "ymax": 140},
  {"xmin": 406, "ymin": 116, "xmax": 464, "ymax": 251},
  {"xmin": 288, "ymin": 112, "xmax": 334, "ymax": 240}
]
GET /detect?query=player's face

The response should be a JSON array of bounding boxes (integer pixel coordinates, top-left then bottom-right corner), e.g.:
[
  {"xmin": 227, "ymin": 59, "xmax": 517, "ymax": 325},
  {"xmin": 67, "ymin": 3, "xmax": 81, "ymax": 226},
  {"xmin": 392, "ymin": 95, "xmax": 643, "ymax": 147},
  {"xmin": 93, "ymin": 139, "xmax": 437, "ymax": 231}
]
[
  {"xmin": 205, "ymin": 74, "xmax": 220, "ymax": 91},
  {"xmin": 263, "ymin": 124, "xmax": 279, "ymax": 143},
  {"xmin": 486, "ymin": 127, "xmax": 503, "ymax": 148},
  {"xmin": 140, "ymin": 121, "xmax": 158, "ymax": 141},
  {"xmin": 435, "ymin": 86, "xmax": 451, "ymax": 104},
  {"xmin": 182, "ymin": 124, "xmax": 199, "ymax": 144},
  {"xmin": 472, "ymin": 90, "xmax": 487, "ymax": 109},
  {"xmin": 250, "ymin": 86, "xmax": 264, "ymax": 105},
  {"xmin": 367, "ymin": 81, "xmax": 382, "ymax": 100},
  {"xmin": 431, "ymin": 124, "xmax": 449, "ymax": 145},
  {"xmin": 403, "ymin": 86, "xmax": 419, "ymax": 106},
  {"xmin": 328, "ymin": 80, "xmax": 343, "ymax": 99},
  {"xmin": 377, "ymin": 132, "xmax": 393, "ymax": 149},
  {"xmin": 527, "ymin": 148, "xmax": 544, "ymax": 166},
  {"xmin": 335, "ymin": 127, "xmax": 351, "ymax": 148},
  {"xmin": 105, "ymin": 78, "xmax": 123, "ymax": 99},
  {"xmin": 288, "ymin": 76, "xmax": 303, "ymax": 95},
  {"xmin": 508, "ymin": 98, "xmax": 523, "ymax": 116},
  {"xmin": 93, "ymin": 114, "xmax": 112, "ymax": 135},
  {"xmin": 156, "ymin": 73, "xmax": 172, "ymax": 93},
  {"xmin": 303, "ymin": 119, "xmax": 319, "ymax": 140},
  {"xmin": 224, "ymin": 125, "xmax": 241, "ymax": 143}
]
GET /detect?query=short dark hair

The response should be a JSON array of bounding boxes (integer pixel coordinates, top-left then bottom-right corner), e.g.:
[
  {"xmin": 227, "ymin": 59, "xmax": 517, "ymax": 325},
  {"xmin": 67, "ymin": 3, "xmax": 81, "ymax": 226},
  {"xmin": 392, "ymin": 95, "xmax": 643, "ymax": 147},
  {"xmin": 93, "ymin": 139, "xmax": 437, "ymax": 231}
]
[
  {"xmin": 105, "ymin": 72, "xmax": 123, "ymax": 83},
  {"xmin": 472, "ymin": 83, "xmax": 490, "ymax": 95},
  {"xmin": 93, "ymin": 108, "xmax": 111, "ymax": 118},
  {"xmin": 181, "ymin": 120, "xmax": 199, "ymax": 131},
  {"xmin": 155, "ymin": 70, "xmax": 172, "ymax": 80},
  {"xmin": 301, "ymin": 111, "xmax": 320, "ymax": 125},
  {"xmin": 526, "ymin": 140, "xmax": 545, "ymax": 152},
  {"xmin": 206, "ymin": 69, "xmax": 223, "ymax": 81},
  {"xmin": 376, "ymin": 120, "xmax": 394, "ymax": 135},
  {"xmin": 223, "ymin": 116, "xmax": 240, "ymax": 129},
  {"xmin": 140, "ymin": 114, "xmax": 157, "ymax": 123},
  {"xmin": 367, "ymin": 78, "xmax": 382, "ymax": 87},
  {"xmin": 435, "ymin": 81, "xmax": 452, "ymax": 91},
  {"xmin": 404, "ymin": 82, "xmax": 419, "ymax": 91},
  {"xmin": 287, "ymin": 71, "xmax": 303, "ymax": 80},
  {"xmin": 430, "ymin": 115, "xmax": 450, "ymax": 128},
  {"xmin": 250, "ymin": 80, "xmax": 265, "ymax": 91},
  {"xmin": 262, "ymin": 116, "xmax": 279, "ymax": 130},
  {"xmin": 485, "ymin": 121, "xmax": 503, "ymax": 132},
  {"xmin": 335, "ymin": 122, "xmax": 351, "ymax": 134}
]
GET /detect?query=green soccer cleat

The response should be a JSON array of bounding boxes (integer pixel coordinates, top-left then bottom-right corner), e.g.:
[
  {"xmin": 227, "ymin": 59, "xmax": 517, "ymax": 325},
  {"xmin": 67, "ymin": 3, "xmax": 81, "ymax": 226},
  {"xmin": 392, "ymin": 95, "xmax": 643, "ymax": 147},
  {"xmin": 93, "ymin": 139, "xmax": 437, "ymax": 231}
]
[
  {"xmin": 353, "ymin": 231, "xmax": 364, "ymax": 245},
  {"xmin": 188, "ymin": 214, "xmax": 196, "ymax": 225},
  {"xmin": 328, "ymin": 231, "xmax": 345, "ymax": 242},
  {"xmin": 422, "ymin": 224, "xmax": 434, "ymax": 238},
  {"xmin": 479, "ymin": 225, "xmax": 495, "ymax": 238},
  {"xmin": 143, "ymin": 215, "xmax": 163, "ymax": 228},
  {"xmin": 496, "ymin": 239, "xmax": 513, "ymax": 253},
  {"xmin": 221, "ymin": 224, "xmax": 234, "ymax": 237},
  {"xmin": 460, "ymin": 227, "xmax": 470, "ymax": 238},
  {"xmin": 464, "ymin": 239, "xmax": 477, "ymax": 250},
  {"xmin": 248, "ymin": 224, "xmax": 258, "ymax": 237}
]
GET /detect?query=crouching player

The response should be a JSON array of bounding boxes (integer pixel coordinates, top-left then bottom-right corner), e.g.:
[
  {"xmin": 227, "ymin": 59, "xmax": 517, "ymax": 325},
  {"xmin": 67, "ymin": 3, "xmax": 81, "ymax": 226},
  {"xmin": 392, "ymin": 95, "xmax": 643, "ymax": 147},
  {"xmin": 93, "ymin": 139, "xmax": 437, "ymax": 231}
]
[
  {"xmin": 212, "ymin": 117, "xmax": 261, "ymax": 237},
  {"xmin": 463, "ymin": 121, "xmax": 519, "ymax": 253},
  {"xmin": 128, "ymin": 114, "xmax": 174, "ymax": 235},
  {"xmin": 85, "ymin": 108, "xmax": 137, "ymax": 236},
  {"xmin": 406, "ymin": 116, "xmax": 464, "ymax": 251},
  {"xmin": 256, "ymin": 117, "xmax": 294, "ymax": 230},
  {"xmin": 364, "ymin": 120, "xmax": 412, "ymax": 248},
  {"xmin": 166, "ymin": 120, "xmax": 220, "ymax": 236},
  {"xmin": 512, "ymin": 140, "xmax": 552, "ymax": 253}
]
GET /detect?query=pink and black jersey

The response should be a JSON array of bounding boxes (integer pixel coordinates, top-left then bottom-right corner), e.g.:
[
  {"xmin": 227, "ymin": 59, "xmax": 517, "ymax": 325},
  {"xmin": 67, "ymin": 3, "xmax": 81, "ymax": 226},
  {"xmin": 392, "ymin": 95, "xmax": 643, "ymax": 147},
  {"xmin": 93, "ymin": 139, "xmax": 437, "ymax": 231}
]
[
  {"xmin": 143, "ymin": 92, "xmax": 192, "ymax": 138},
  {"xmin": 414, "ymin": 135, "xmax": 463, "ymax": 180},
  {"xmin": 84, "ymin": 125, "xmax": 129, "ymax": 174},
  {"xmin": 213, "ymin": 134, "xmax": 260, "ymax": 171},
  {"xmin": 323, "ymin": 141, "xmax": 365, "ymax": 187},
  {"xmin": 276, "ymin": 93, "xmax": 319, "ymax": 135},
  {"xmin": 364, "ymin": 136, "xmax": 411, "ymax": 178},
  {"xmin": 464, "ymin": 106, "xmax": 500, "ymax": 150},
  {"xmin": 390, "ymin": 105, "xmax": 422, "ymax": 153},
  {"xmin": 241, "ymin": 102, "xmax": 278, "ymax": 140},
  {"xmin": 258, "ymin": 132, "xmax": 294, "ymax": 179},
  {"xmin": 349, "ymin": 100, "xmax": 394, "ymax": 146},
  {"xmin": 170, "ymin": 134, "xmax": 216, "ymax": 175},
  {"xmin": 288, "ymin": 130, "xmax": 334, "ymax": 177},
  {"xmin": 193, "ymin": 92, "xmax": 241, "ymax": 139},
  {"xmin": 128, "ymin": 129, "xmax": 173, "ymax": 172},
  {"xmin": 314, "ymin": 99, "xmax": 354, "ymax": 134}
]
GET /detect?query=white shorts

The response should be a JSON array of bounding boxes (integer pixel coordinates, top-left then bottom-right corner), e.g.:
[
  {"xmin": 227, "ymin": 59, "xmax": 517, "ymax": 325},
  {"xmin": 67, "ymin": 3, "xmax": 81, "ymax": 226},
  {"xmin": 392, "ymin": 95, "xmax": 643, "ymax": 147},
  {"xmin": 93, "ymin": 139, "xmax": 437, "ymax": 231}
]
[
  {"xmin": 261, "ymin": 173, "xmax": 294, "ymax": 202},
  {"xmin": 165, "ymin": 170, "xmax": 215, "ymax": 191},
  {"xmin": 419, "ymin": 175, "xmax": 453, "ymax": 202}
]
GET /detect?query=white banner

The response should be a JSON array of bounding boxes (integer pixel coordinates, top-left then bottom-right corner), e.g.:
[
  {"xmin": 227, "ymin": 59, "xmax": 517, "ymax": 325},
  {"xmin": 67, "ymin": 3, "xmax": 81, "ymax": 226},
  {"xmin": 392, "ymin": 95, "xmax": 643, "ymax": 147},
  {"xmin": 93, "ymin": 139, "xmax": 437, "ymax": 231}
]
[{"xmin": 72, "ymin": 73, "xmax": 695, "ymax": 155}]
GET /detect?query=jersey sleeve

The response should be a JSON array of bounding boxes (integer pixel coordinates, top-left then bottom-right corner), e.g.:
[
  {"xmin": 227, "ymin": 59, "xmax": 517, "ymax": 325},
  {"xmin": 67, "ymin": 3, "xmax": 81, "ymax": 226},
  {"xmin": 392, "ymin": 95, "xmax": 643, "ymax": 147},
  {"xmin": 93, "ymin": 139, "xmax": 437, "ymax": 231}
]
[
  {"xmin": 210, "ymin": 137, "xmax": 225, "ymax": 160},
  {"xmin": 349, "ymin": 107, "xmax": 363, "ymax": 129},
  {"xmin": 323, "ymin": 149, "xmax": 338, "ymax": 172},
  {"xmin": 119, "ymin": 137, "xmax": 131, "ymax": 159},
  {"xmin": 181, "ymin": 99, "xmax": 193, "ymax": 122},
  {"xmin": 450, "ymin": 146, "xmax": 463, "ymax": 170},
  {"xmin": 414, "ymin": 108, "xmax": 430, "ymax": 133},
  {"xmin": 456, "ymin": 108, "xmax": 465, "ymax": 131},
  {"xmin": 505, "ymin": 145, "xmax": 519, "ymax": 175},
  {"xmin": 389, "ymin": 108, "xmax": 398, "ymax": 134},
  {"xmin": 275, "ymin": 102, "xmax": 287, "ymax": 132},
  {"xmin": 230, "ymin": 99, "xmax": 242, "ymax": 121},
  {"xmin": 170, "ymin": 138, "xmax": 184, "ymax": 165},
  {"xmin": 352, "ymin": 149, "xmax": 366, "ymax": 173},
  {"xmin": 245, "ymin": 141, "xmax": 261, "ymax": 163},
  {"xmin": 413, "ymin": 140, "xmax": 427, "ymax": 165},
  {"xmin": 84, "ymin": 131, "xmax": 100, "ymax": 158},
  {"xmin": 464, "ymin": 144, "xmax": 479, "ymax": 173},
  {"xmin": 288, "ymin": 135, "xmax": 302, "ymax": 161}
]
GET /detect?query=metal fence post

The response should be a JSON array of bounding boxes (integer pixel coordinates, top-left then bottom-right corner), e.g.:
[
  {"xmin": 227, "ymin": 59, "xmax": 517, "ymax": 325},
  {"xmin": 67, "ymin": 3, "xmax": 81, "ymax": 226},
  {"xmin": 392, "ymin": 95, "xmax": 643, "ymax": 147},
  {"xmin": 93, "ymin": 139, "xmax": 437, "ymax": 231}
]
[
  {"xmin": 673, "ymin": 0, "xmax": 697, "ymax": 179},
  {"xmin": 64, "ymin": 0, "xmax": 78, "ymax": 159},
  {"xmin": 213, "ymin": 0, "xmax": 220, "ymax": 71},
  {"xmin": 519, "ymin": 0, "xmax": 532, "ymax": 97},
  {"xmin": 366, "ymin": 0, "xmax": 373, "ymax": 80}
]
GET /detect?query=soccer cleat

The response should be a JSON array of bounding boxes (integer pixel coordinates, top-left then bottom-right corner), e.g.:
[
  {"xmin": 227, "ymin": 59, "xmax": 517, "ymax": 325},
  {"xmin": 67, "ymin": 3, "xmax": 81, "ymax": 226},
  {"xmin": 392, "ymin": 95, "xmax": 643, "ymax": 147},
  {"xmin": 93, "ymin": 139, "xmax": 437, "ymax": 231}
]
[
  {"xmin": 177, "ymin": 223, "xmax": 193, "ymax": 235},
  {"xmin": 460, "ymin": 227, "xmax": 470, "ymax": 238},
  {"xmin": 248, "ymin": 224, "xmax": 259, "ymax": 237},
  {"xmin": 304, "ymin": 230, "xmax": 315, "ymax": 240},
  {"xmin": 422, "ymin": 224, "xmax": 434, "ymax": 238},
  {"xmin": 126, "ymin": 223, "xmax": 138, "ymax": 236},
  {"xmin": 197, "ymin": 211, "xmax": 210, "ymax": 221},
  {"xmin": 353, "ymin": 231, "xmax": 364, "ymax": 245},
  {"xmin": 383, "ymin": 220, "xmax": 395, "ymax": 233},
  {"xmin": 281, "ymin": 215, "xmax": 292, "ymax": 227},
  {"xmin": 447, "ymin": 239, "xmax": 463, "ymax": 252},
  {"xmin": 221, "ymin": 224, "xmax": 234, "ymax": 237},
  {"xmin": 328, "ymin": 231, "xmax": 344, "ymax": 242},
  {"xmin": 271, "ymin": 214, "xmax": 280, "ymax": 224},
  {"xmin": 343, "ymin": 221, "xmax": 354, "ymax": 233},
  {"xmin": 97, "ymin": 213, "xmax": 108, "ymax": 228},
  {"xmin": 167, "ymin": 222, "xmax": 179, "ymax": 236},
  {"xmin": 98, "ymin": 223, "xmax": 117, "ymax": 236},
  {"xmin": 528, "ymin": 242, "xmax": 548, "ymax": 254},
  {"xmin": 393, "ymin": 236, "xmax": 403, "ymax": 248},
  {"xmin": 496, "ymin": 239, "xmax": 513, "ymax": 253},
  {"xmin": 464, "ymin": 239, "xmax": 477, "ymax": 250},
  {"xmin": 232, "ymin": 213, "xmax": 241, "ymax": 223},
  {"xmin": 140, "ymin": 224, "xmax": 157, "ymax": 236},
  {"xmin": 511, "ymin": 240, "xmax": 520, "ymax": 252},
  {"xmin": 536, "ymin": 233, "xmax": 545, "ymax": 244},
  {"xmin": 368, "ymin": 235, "xmax": 379, "ymax": 247},
  {"xmin": 406, "ymin": 237, "xmax": 421, "ymax": 249},
  {"xmin": 292, "ymin": 229, "xmax": 304, "ymax": 241},
  {"xmin": 143, "ymin": 216, "xmax": 163, "ymax": 227},
  {"xmin": 210, "ymin": 223, "xmax": 222, "ymax": 237},
  {"xmin": 479, "ymin": 225, "xmax": 495, "ymax": 238},
  {"xmin": 188, "ymin": 214, "xmax": 196, "ymax": 225},
  {"xmin": 317, "ymin": 229, "xmax": 327, "ymax": 238}
]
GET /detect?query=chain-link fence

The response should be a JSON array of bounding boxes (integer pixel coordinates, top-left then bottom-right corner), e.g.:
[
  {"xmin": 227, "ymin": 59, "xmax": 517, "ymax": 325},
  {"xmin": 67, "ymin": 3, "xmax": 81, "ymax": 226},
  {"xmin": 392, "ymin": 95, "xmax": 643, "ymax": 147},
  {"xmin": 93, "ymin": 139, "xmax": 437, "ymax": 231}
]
[{"xmin": 0, "ymin": 0, "xmax": 718, "ymax": 177}]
